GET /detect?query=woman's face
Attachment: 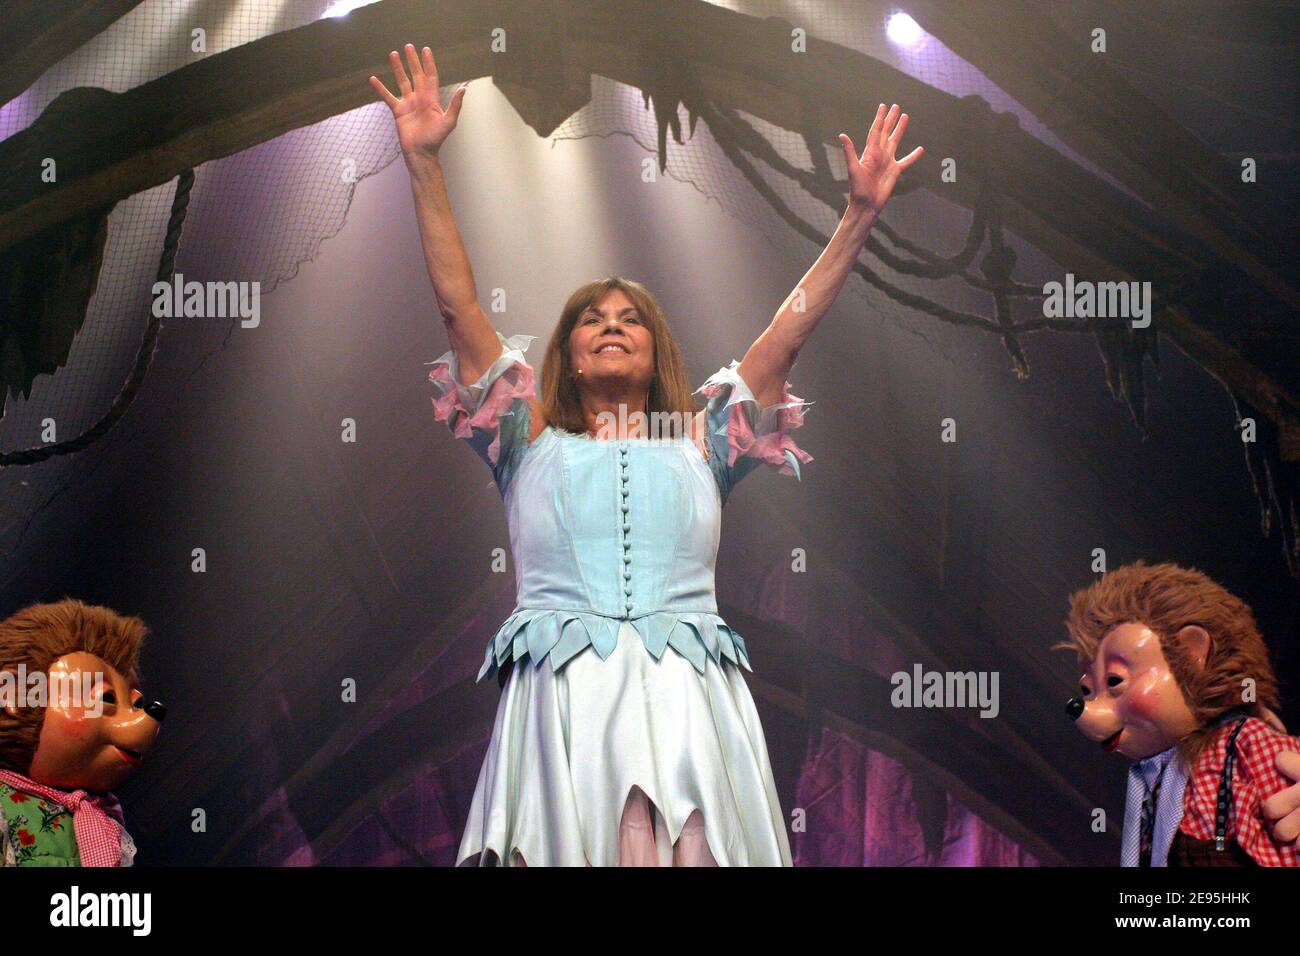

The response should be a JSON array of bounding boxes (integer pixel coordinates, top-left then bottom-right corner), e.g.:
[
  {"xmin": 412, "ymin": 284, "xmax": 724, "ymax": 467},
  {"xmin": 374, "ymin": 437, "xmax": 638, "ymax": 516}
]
[{"xmin": 568, "ymin": 289, "xmax": 656, "ymax": 397}]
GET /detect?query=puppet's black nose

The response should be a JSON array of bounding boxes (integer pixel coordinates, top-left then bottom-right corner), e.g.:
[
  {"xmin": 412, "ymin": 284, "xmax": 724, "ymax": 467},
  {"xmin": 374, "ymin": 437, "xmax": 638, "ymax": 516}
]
[
  {"xmin": 144, "ymin": 700, "xmax": 167, "ymax": 722},
  {"xmin": 1065, "ymin": 697, "xmax": 1085, "ymax": 721}
]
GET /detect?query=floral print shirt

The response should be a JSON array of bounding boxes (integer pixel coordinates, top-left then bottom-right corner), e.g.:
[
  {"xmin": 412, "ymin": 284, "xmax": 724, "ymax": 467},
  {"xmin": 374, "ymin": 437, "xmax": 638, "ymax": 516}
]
[{"xmin": 0, "ymin": 780, "xmax": 135, "ymax": 867}]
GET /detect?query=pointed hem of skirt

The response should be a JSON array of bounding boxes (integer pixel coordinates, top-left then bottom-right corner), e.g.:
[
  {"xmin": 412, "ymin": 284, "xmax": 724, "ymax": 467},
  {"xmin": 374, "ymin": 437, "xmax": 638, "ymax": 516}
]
[{"xmin": 457, "ymin": 624, "xmax": 792, "ymax": 867}]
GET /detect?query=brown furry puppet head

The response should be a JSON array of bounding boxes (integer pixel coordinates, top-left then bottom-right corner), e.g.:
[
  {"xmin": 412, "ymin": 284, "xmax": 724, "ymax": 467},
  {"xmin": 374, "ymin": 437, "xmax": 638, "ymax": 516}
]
[
  {"xmin": 0, "ymin": 599, "xmax": 148, "ymax": 775},
  {"xmin": 1058, "ymin": 561, "xmax": 1279, "ymax": 763}
]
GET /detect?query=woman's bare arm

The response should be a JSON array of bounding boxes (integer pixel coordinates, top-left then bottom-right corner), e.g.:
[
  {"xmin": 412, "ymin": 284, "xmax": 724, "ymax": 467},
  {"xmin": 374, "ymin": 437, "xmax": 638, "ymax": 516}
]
[
  {"xmin": 737, "ymin": 104, "xmax": 923, "ymax": 407},
  {"xmin": 371, "ymin": 44, "xmax": 502, "ymax": 385},
  {"xmin": 404, "ymin": 153, "xmax": 502, "ymax": 383},
  {"xmin": 737, "ymin": 204, "xmax": 877, "ymax": 408}
]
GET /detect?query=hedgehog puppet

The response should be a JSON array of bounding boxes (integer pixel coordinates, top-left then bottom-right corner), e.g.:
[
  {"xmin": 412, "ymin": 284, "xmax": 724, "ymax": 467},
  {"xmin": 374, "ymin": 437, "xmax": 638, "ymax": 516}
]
[
  {"xmin": 1061, "ymin": 562, "xmax": 1300, "ymax": 866},
  {"xmin": 0, "ymin": 599, "xmax": 165, "ymax": 866}
]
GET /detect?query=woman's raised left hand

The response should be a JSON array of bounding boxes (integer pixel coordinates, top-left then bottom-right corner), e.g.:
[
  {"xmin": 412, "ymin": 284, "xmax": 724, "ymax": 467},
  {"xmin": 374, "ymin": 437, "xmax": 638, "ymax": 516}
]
[{"xmin": 838, "ymin": 104, "xmax": 924, "ymax": 215}]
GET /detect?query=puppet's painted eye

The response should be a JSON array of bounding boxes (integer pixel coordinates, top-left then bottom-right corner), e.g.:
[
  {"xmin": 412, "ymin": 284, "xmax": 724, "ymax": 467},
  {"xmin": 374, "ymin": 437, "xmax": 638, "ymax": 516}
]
[
  {"xmin": 1107, "ymin": 675, "xmax": 1123, "ymax": 688},
  {"xmin": 1079, "ymin": 682, "xmax": 1091, "ymax": 697},
  {"xmin": 101, "ymin": 690, "xmax": 117, "ymax": 705}
]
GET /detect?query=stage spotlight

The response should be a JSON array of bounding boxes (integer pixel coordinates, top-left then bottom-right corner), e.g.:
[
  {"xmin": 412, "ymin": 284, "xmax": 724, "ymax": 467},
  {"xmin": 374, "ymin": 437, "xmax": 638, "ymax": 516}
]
[
  {"xmin": 886, "ymin": 12, "xmax": 924, "ymax": 48},
  {"xmin": 321, "ymin": 0, "xmax": 378, "ymax": 18}
]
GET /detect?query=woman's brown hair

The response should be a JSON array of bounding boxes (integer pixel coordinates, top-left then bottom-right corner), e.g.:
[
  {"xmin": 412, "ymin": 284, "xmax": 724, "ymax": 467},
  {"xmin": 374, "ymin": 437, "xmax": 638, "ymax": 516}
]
[{"xmin": 539, "ymin": 277, "xmax": 700, "ymax": 438}]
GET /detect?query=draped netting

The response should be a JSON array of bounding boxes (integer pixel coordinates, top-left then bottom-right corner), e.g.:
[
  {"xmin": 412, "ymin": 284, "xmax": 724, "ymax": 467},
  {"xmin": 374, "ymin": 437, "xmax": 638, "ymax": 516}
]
[
  {"xmin": 3, "ymin": 1, "xmax": 1283, "ymax": 867},
  {"xmin": 2, "ymin": 0, "xmax": 1149, "ymax": 543}
]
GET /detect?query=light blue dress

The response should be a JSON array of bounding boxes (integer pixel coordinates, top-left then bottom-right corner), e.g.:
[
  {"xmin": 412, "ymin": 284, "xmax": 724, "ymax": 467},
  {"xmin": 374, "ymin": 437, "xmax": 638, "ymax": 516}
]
[{"xmin": 429, "ymin": 331, "xmax": 812, "ymax": 866}]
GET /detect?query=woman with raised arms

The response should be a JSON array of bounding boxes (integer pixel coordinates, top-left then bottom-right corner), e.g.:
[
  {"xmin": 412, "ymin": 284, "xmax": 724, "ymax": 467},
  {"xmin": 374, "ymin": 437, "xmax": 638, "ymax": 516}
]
[{"xmin": 370, "ymin": 43, "xmax": 923, "ymax": 866}]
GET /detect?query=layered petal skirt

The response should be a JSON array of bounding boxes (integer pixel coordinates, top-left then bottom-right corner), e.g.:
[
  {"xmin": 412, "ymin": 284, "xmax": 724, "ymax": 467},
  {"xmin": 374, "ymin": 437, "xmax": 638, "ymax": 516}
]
[{"xmin": 457, "ymin": 622, "xmax": 793, "ymax": 866}]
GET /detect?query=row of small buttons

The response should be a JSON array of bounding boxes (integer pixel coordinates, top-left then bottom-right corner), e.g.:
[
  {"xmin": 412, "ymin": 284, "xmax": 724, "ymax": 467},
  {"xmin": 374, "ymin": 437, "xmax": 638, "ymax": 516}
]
[{"xmin": 620, "ymin": 441, "xmax": 632, "ymax": 618}]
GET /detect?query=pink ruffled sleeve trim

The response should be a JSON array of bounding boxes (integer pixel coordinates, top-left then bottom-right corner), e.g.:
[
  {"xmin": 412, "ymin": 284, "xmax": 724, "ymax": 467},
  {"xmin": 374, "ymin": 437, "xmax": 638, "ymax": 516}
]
[
  {"xmin": 427, "ymin": 332, "xmax": 537, "ymax": 467},
  {"xmin": 695, "ymin": 360, "xmax": 814, "ymax": 479}
]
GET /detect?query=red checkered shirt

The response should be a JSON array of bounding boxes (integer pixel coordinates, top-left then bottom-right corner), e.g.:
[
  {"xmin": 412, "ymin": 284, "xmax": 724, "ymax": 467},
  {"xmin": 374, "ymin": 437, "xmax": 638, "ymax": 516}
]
[{"xmin": 1179, "ymin": 717, "xmax": 1300, "ymax": 866}]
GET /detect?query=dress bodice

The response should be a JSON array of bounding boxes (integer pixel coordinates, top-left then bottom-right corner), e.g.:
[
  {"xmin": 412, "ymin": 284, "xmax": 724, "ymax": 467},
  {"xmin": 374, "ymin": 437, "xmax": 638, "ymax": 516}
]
[
  {"xmin": 427, "ymin": 331, "xmax": 813, "ymax": 682},
  {"xmin": 506, "ymin": 428, "xmax": 722, "ymax": 620}
]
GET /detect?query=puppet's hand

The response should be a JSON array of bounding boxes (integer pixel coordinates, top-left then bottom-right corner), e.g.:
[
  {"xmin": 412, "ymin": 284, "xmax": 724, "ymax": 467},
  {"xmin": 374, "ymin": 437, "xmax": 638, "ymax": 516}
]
[{"xmin": 1263, "ymin": 751, "xmax": 1300, "ymax": 847}]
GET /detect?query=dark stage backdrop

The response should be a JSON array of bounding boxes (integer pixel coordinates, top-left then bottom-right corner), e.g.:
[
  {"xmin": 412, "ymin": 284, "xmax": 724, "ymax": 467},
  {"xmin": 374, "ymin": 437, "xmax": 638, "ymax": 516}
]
[{"xmin": 1, "ymin": 1, "xmax": 1295, "ymax": 866}]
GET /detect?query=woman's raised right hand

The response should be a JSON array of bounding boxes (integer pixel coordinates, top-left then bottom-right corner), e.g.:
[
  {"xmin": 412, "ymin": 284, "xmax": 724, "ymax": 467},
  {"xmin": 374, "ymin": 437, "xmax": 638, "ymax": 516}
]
[{"xmin": 369, "ymin": 43, "xmax": 466, "ymax": 159}]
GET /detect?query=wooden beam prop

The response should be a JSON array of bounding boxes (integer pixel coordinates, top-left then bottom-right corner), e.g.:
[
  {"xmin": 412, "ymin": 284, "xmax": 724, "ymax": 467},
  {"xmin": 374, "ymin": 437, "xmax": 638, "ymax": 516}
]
[
  {"xmin": 907, "ymin": 0, "xmax": 1296, "ymax": 312},
  {"xmin": 0, "ymin": 0, "xmax": 498, "ymax": 253},
  {"xmin": 904, "ymin": 0, "xmax": 1300, "ymax": 553},
  {"xmin": 1, "ymin": 0, "xmax": 1293, "ymax": 435},
  {"xmin": 0, "ymin": 0, "xmax": 1215, "ymax": 267},
  {"xmin": 0, "ymin": 0, "xmax": 146, "ymax": 109},
  {"xmin": 903, "ymin": 0, "xmax": 1300, "ymax": 432}
]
